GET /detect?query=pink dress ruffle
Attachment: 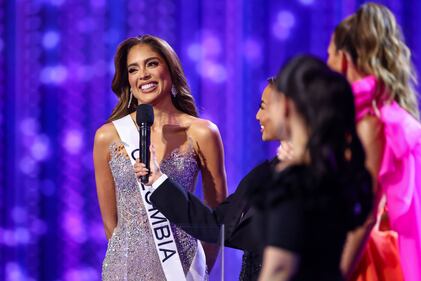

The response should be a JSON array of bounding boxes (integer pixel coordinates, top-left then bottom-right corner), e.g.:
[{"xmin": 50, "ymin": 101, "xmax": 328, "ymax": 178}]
[{"xmin": 352, "ymin": 76, "xmax": 421, "ymax": 281}]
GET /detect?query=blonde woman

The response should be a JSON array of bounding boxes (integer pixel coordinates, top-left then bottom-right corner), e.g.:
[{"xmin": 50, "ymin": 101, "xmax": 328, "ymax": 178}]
[{"xmin": 327, "ymin": 3, "xmax": 421, "ymax": 281}]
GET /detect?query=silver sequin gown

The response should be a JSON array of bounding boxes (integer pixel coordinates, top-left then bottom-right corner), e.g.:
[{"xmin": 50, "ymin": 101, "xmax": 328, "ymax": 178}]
[{"xmin": 102, "ymin": 142, "xmax": 200, "ymax": 281}]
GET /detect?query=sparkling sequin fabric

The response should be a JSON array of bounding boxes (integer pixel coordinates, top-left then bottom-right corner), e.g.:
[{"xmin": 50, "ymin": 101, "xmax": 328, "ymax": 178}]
[
  {"xmin": 102, "ymin": 142, "xmax": 200, "ymax": 281},
  {"xmin": 239, "ymin": 251, "xmax": 262, "ymax": 281}
]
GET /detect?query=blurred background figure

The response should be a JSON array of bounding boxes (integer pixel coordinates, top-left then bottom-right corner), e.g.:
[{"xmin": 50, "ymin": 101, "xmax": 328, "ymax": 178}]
[
  {"xmin": 328, "ymin": 3, "xmax": 421, "ymax": 281},
  {"xmin": 252, "ymin": 55, "xmax": 373, "ymax": 281}
]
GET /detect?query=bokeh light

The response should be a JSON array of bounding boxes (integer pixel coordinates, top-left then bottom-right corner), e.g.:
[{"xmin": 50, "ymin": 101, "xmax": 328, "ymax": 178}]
[
  {"xmin": 299, "ymin": 0, "xmax": 315, "ymax": 5},
  {"xmin": 196, "ymin": 60, "xmax": 227, "ymax": 83},
  {"xmin": 42, "ymin": 31, "xmax": 60, "ymax": 49},
  {"xmin": 40, "ymin": 65, "xmax": 68, "ymax": 84},
  {"xmin": 63, "ymin": 129, "xmax": 83, "ymax": 155},
  {"xmin": 272, "ymin": 10, "xmax": 296, "ymax": 40},
  {"xmin": 243, "ymin": 38, "xmax": 263, "ymax": 65}
]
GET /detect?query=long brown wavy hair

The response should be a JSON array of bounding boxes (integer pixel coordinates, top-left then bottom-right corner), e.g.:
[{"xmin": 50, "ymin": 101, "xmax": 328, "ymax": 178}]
[
  {"xmin": 107, "ymin": 35, "xmax": 198, "ymax": 122},
  {"xmin": 333, "ymin": 2, "xmax": 419, "ymax": 119}
]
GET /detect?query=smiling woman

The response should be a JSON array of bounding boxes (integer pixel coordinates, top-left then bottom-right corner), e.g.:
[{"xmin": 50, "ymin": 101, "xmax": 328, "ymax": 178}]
[
  {"xmin": 108, "ymin": 35, "xmax": 199, "ymax": 121},
  {"xmin": 256, "ymin": 82, "xmax": 289, "ymax": 142},
  {"xmin": 126, "ymin": 44, "xmax": 172, "ymax": 105},
  {"xmin": 93, "ymin": 35, "xmax": 227, "ymax": 281}
]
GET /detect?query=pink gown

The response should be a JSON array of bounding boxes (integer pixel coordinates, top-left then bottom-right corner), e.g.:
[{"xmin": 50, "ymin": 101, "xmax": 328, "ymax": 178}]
[{"xmin": 351, "ymin": 76, "xmax": 421, "ymax": 281}]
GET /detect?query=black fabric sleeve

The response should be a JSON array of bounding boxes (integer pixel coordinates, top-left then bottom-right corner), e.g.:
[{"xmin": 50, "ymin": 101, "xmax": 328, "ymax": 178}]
[
  {"xmin": 150, "ymin": 178, "xmax": 223, "ymax": 243},
  {"xmin": 265, "ymin": 199, "xmax": 305, "ymax": 253},
  {"xmin": 150, "ymin": 160, "xmax": 273, "ymax": 244}
]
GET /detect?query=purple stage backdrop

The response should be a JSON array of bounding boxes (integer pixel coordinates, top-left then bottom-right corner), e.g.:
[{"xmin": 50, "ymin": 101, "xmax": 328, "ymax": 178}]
[{"xmin": 1, "ymin": 0, "xmax": 420, "ymax": 280}]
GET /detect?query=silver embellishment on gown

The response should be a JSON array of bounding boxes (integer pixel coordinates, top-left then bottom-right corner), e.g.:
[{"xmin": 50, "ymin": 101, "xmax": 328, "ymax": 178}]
[{"xmin": 102, "ymin": 142, "xmax": 200, "ymax": 281}]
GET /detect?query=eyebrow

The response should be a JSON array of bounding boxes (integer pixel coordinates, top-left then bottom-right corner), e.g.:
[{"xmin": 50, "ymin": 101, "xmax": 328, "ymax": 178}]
[{"xmin": 127, "ymin": 56, "xmax": 161, "ymax": 68}]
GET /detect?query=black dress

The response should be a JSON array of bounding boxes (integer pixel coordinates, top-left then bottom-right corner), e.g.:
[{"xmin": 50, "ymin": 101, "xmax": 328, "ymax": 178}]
[
  {"xmin": 150, "ymin": 158, "xmax": 279, "ymax": 281},
  {"xmin": 250, "ymin": 165, "xmax": 353, "ymax": 281}
]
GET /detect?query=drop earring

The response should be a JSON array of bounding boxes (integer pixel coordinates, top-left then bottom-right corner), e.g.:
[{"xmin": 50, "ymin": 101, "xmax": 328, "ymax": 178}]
[
  {"xmin": 127, "ymin": 88, "xmax": 133, "ymax": 108},
  {"xmin": 171, "ymin": 85, "xmax": 177, "ymax": 97}
]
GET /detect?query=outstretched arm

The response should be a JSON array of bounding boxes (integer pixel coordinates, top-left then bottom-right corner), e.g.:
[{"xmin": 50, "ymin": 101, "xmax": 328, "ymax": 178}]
[
  {"xmin": 136, "ymin": 156, "xmax": 271, "ymax": 244},
  {"xmin": 150, "ymin": 177, "xmax": 224, "ymax": 243}
]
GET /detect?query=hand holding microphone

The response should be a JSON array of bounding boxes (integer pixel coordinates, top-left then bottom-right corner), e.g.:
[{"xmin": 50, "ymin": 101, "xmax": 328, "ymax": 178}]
[
  {"xmin": 134, "ymin": 104, "xmax": 162, "ymax": 185},
  {"xmin": 134, "ymin": 145, "xmax": 162, "ymax": 185}
]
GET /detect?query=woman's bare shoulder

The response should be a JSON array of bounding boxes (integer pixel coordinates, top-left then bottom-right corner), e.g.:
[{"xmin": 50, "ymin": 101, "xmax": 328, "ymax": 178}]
[
  {"xmin": 358, "ymin": 114, "xmax": 383, "ymax": 134},
  {"xmin": 184, "ymin": 116, "xmax": 220, "ymax": 139},
  {"xmin": 94, "ymin": 122, "xmax": 120, "ymax": 146}
]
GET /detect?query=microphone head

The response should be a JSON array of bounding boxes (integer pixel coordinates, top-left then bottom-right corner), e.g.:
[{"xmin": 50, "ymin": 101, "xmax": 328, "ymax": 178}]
[{"xmin": 136, "ymin": 104, "xmax": 154, "ymax": 126}]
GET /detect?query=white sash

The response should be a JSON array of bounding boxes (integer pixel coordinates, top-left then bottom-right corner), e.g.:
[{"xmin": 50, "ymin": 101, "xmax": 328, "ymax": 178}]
[{"xmin": 112, "ymin": 115, "xmax": 207, "ymax": 281}]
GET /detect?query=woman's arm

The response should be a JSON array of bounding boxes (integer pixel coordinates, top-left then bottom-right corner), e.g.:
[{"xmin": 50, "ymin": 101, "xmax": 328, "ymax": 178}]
[
  {"xmin": 341, "ymin": 115, "xmax": 385, "ymax": 278},
  {"xmin": 93, "ymin": 124, "xmax": 118, "ymax": 239},
  {"xmin": 191, "ymin": 120, "xmax": 228, "ymax": 270},
  {"xmin": 259, "ymin": 246, "xmax": 299, "ymax": 281},
  {"xmin": 192, "ymin": 120, "xmax": 228, "ymax": 206},
  {"xmin": 144, "ymin": 158, "xmax": 272, "ymax": 243}
]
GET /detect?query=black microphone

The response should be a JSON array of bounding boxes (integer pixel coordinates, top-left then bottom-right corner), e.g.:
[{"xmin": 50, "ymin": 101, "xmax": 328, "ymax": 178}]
[{"xmin": 136, "ymin": 104, "xmax": 154, "ymax": 184}]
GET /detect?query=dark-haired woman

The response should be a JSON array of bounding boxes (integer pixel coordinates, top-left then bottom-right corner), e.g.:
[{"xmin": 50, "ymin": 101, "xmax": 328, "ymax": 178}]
[
  {"xmin": 254, "ymin": 55, "xmax": 373, "ymax": 281},
  {"xmin": 328, "ymin": 3, "xmax": 421, "ymax": 281},
  {"xmin": 93, "ymin": 35, "xmax": 227, "ymax": 280}
]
